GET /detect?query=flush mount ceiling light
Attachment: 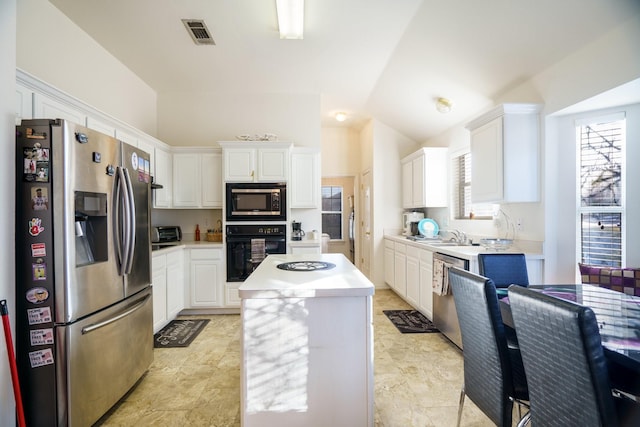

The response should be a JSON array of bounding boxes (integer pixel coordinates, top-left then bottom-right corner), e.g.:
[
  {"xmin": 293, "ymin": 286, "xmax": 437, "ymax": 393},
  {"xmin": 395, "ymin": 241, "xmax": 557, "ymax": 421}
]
[
  {"xmin": 335, "ymin": 112, "xmax": 347, "ymax": 122},
  {"xmin": 436, "ymin": 97, "xmax": 453, "ymax": 114},
  {"xmin": 276, "ymin": 0, "xmax": 304, "ymax": 39}
]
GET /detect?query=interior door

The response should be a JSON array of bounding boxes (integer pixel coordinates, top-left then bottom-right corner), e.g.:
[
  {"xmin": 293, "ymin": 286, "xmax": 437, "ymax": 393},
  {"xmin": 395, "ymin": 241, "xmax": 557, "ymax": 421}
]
[{"xmin": 359, "ymin": 170, "xmax": 372, "ymax": 279}]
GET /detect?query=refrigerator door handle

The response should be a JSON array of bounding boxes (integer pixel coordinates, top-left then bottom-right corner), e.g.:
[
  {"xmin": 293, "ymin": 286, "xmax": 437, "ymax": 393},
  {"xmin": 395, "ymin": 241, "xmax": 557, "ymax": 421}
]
[
  {"xmin": 122, "ymin": 168, "xmax": 136, "ymax": 274},
  {"xmin": 114, "ymin": 167, "xmax": 125, "ymax": 275},
  {"xmin": 114, "ymin": 166, "xmax": 134, "ymax": 276},
  {"xmin": 81, "ymin": 293, "xmax": 151, "ymax": 334}
]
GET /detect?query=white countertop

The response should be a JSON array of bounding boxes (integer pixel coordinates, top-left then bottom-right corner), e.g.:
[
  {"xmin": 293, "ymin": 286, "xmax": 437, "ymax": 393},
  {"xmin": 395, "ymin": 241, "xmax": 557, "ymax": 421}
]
[
  {"xmin": 384, "ymin": 234, "xmax": 544, "ymax": 260},
  {"xmin": 239, "ymin": 253, "xmax": 375, "ymax": 299},
  {"xmin": 288, "ymin": 239, "xmax": 321, "ymax": 247},
  {"xmin": 151, "ymin": 240, "xmax": 223, "ymax": 255}
]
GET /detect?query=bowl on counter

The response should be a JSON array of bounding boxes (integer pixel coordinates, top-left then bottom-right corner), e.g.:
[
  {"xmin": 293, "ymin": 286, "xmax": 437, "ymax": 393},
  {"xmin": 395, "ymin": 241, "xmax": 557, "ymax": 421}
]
[{"xmin": 479, "ymin": 238, "xmax": 513, "ymax": 251}]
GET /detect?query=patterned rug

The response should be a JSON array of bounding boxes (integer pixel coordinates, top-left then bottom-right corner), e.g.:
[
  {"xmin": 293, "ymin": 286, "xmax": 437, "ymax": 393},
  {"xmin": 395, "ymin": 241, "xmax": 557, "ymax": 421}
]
[
  {"xmin": 383, "ymin": 310, "xmax": 439, "ymax": 334},
  {"xmin": 154, "ymin": 319, "xmax": 210, "ymax": 348}
]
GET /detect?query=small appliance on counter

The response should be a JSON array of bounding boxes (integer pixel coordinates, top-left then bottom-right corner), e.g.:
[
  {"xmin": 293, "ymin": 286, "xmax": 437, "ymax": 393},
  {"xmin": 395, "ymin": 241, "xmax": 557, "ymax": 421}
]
[
  {"xmin": 291, "ymin": 221, "xmax": 305, "ymax": 241},
  {"xmin": 402, "ymin": 211, "xmax": 424, "ymax": 236},
  {"xmin": 151, "ymin": 226, "xmax": 182, "ymax": 250}
]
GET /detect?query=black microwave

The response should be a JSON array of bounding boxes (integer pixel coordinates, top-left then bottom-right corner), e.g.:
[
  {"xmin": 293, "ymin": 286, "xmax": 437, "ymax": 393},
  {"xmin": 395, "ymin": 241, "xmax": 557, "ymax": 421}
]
[{"xmin": 226, "ymin": 182, "xmax": 286, "ymax": 221}]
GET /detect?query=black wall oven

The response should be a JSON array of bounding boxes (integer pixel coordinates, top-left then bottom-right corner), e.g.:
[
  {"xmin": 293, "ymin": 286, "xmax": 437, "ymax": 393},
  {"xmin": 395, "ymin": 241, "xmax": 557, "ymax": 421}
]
[
  {"xmin": 226, "ymin": 224, "xmax": 286, "ymax": 282},
  {"xmin": 226, "ymin": 182, "xmax": 286, "ymax": 221}
]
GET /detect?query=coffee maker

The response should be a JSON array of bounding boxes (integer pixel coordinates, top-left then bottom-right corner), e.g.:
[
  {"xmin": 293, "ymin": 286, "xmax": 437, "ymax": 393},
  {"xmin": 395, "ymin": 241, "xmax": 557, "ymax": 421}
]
[
  {"xmin": 402, "ymin": 212, "xmax": 424, "ymax": 236},
  {"xmin": 292, "ymin": 221, "xmax": 305, "ymax": 241}
]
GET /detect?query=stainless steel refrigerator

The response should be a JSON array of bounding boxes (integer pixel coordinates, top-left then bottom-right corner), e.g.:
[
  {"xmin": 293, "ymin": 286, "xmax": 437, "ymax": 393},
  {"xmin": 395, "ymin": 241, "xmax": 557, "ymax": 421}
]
[{"xmin": 15, "ymin": 119, "xmax": 153, "ymax": 426}]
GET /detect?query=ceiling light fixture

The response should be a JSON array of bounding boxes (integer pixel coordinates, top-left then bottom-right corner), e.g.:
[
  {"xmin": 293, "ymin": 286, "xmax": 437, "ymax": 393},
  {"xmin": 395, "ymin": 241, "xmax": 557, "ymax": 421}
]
[
  {"xmin": 335, "ymin": 112, "xmax": 347, "ymax": 122},
  {"xmin": 276, "ymin": 0, "xmax": 304, "ymax": 40},
  {"xmin": 436, "ymin": 97, "xmax": 453, "ymax": 114}
]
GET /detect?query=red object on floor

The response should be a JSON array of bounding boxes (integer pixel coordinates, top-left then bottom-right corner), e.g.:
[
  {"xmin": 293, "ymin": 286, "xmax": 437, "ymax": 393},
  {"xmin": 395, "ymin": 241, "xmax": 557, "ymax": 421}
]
[{"xmin": 1, "ymin": 300, "xmax": 26, "ymax": 427}]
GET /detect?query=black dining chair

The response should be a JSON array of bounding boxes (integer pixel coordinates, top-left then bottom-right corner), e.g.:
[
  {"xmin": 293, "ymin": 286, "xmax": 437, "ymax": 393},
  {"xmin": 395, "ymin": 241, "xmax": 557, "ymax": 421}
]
[
  {"xmin": 508, "ymin": 285, "xmax": 621, "ymax": 427},
  {"xmin": 449, "ymin": 267, "xmax": 529, "ymax": 427},
  {"xmin": 478, "ymin": 253, "xmax": 529, "ymax": 299}
]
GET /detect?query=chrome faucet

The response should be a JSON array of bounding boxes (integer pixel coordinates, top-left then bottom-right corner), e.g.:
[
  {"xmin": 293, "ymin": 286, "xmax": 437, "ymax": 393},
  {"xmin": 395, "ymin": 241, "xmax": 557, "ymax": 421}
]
[{"xmin": 448, "ymin": 229, "xmax": 468, "ymax": 244}]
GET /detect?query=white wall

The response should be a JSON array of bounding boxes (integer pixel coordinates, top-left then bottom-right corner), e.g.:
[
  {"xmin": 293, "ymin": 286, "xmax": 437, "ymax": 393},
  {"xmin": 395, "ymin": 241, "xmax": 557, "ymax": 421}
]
[
  {"xmin": 16, "ymin": 0, "xmax": 157, "ymax": 135},
  {"xmin": 157, "ymin": 91, "xmax": 321, "ymax": 148},
  {"xmin": 370, "ymin": 120, "xmax": 417, "ymax": 287},
  {"xmin": 1, "ymin": 1, "xmax": 17, "ymax": 425}
]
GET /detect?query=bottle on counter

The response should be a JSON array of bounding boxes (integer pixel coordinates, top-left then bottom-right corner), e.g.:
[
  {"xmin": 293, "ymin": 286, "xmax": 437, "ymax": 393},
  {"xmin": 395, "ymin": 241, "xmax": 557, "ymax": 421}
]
[{"xmin": 195, "ymin": 224, "xmax": 201, "ymax": 241}]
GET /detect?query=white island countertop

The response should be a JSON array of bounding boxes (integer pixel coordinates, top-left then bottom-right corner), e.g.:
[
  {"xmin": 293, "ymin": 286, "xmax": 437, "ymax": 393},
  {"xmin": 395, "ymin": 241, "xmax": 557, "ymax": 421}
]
[{"xmin": 239, "ymin": 253, "xmax": 374, "ymax": 299}]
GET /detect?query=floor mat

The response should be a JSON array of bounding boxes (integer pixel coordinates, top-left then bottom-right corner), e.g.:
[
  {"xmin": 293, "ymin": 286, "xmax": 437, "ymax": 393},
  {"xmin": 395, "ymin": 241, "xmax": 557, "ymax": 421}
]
[
  {"xmin": 383, "ymin": 310, "xmax": 439, "ymax": 334},
  {"xmin": 153, "ymin": 319, "xmax": 210, "ymax": 348}
]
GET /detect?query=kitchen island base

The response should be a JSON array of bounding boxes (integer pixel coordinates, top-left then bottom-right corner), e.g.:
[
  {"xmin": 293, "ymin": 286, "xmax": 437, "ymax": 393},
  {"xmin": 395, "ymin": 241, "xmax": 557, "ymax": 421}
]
[{"xmin": 239, "ymin": 254, "xmax": 374, "ymax": 427}]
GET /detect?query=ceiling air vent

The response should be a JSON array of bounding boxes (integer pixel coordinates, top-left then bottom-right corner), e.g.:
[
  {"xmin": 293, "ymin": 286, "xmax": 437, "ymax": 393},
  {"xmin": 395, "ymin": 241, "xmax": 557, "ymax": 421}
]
[{"xmin": 182, "ymin": 19, "xmax": 215, "ymax": 45}]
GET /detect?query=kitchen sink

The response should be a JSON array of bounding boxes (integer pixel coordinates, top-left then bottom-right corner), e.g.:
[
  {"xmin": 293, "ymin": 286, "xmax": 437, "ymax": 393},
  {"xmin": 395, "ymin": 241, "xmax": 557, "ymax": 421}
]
[{"xmin": 426, "ymin": 242, "xmax": 461, "ymax": 246}]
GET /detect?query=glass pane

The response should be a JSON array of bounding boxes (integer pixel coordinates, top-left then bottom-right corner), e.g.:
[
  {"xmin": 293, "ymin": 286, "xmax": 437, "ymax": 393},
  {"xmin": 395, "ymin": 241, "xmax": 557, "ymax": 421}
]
[
  {"xmin": 581, "ymin": 212, "xmax": 622, "ymax": 267},
  {"xmin": 579, "ymin": 120, "xmax": 623, "ymax": 207},
  {"xmin": 322, "ymin": 213, "xmax": 342, "ymax": 240}
]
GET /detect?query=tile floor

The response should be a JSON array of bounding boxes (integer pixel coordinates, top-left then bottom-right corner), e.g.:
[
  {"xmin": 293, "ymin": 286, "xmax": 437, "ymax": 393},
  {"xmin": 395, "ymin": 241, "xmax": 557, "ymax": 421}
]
[{"xmin": 96, "ymin": 289, "xmax": 494, "ymax": 426}]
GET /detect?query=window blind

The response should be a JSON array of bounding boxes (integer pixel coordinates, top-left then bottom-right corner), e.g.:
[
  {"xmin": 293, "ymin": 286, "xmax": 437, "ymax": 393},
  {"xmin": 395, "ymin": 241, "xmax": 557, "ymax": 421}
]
[{"xmin": 577, "ymin": 115, "xmax": 625, "ymax": 267}]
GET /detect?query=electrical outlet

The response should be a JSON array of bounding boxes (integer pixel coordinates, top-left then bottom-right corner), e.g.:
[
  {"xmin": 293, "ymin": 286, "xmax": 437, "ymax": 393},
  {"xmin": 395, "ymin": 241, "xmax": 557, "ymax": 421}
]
[{"xmin": 516, "ymin": 218, "xmax": 523, "ymax": 231}]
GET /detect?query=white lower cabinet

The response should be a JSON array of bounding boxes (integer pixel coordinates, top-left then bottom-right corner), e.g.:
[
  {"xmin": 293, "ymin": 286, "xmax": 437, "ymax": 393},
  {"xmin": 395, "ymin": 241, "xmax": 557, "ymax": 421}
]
[
  {"xmin": 152, "ymin": 253, "xmax": 168, "ymax": 333},
  {"xmin": 152, "ymin": 250, "xmax": 186, "ymax": 333},
  {"xmin": 418, "ymin": 249, "xmax": 434, "ymax": 320},
  {"xmin": 405, "ymin": 246, "xmax": 420, "ymax": 307},
  {"xmin": 188, "ymin": 248, "xmax": 224, "ymax": 308},
  {"xmin": 384, "ymin": 239, "xmax": 395, "ymax": 288},
  {"xmin": 386, "ymin": 239, "xmax": 434, "ymax": 320},
  {"xmin": 166, "ymin": 251, "xmax": 185, "ymax": 319},
  {"xmin": 225, "ymin": 282, "xmax": 241, "ymax": 308},
  {"xmin": 393, "ymin": 242, "xmax": 407, "ymax": 298}
]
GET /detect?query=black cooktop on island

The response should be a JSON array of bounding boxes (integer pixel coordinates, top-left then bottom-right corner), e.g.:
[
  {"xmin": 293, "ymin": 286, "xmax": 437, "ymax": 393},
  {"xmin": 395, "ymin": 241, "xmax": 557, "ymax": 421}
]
[{"xmin": 276, "ymin": 261, "xmax": 336, "ymax": 271}]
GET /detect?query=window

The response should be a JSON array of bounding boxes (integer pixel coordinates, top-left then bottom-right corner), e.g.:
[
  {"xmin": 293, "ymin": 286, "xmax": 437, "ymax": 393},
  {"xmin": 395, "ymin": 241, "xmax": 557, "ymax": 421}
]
[
  {"xmin": 452, "ymin": 151, "xmax": 493, "ymax": 219},
  {"xmin": 577, "ymin": 114, "xmax": 625, "ymax": 267},
  {"xmin": 322, "ymin": 186, "xmax": 343, "ymax": 240}
]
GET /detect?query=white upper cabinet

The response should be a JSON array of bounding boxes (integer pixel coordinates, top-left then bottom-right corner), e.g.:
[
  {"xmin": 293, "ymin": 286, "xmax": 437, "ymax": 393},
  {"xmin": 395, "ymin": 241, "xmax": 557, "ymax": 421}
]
[
  {"xmin": 290, "ymin": 148, "xmax": 320, "ymax": 208},
  {"xmin": 33, "ymin": 93, "xmax": 86, "ymax": 125},
  {"xmin": 15, "ymin": 84, "xmax": 33, "ymax": 121},
  {"xmin": 172, "ymin": 148, "xmax": 223, "ymax": 208},
  {"xmin": 173, "ymin": 152, "xmax": 200, "ymax": 207},
  {"xmin": 201, "ymin": 152, "xmax": 223, "ymax": 207},
  {"xmin": 401, "ymin": 147, "xmax": 448, "ymax": 208},
  {"xmin": 220, "ymin": 142, "xmax": 291, "ymax": 182},
  {"xmin": 86, "ymin": 117, "xmax": 117, "ymax": 137},
  {"xmin": 466, "ymin": 103, "xmax": 541, "ymax": 203},
  {"xmin": 153, "ymin": 147, "xmax": 173, "ymax": 208}
]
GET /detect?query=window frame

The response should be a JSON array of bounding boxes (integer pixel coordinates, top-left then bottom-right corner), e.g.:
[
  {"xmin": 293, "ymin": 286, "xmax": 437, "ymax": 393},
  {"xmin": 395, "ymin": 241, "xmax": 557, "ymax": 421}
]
[
  {"xmin": 451, "ymin": 149, "xmax": 493, "ymax": 220},
  {"xmin": 321, "ymin": 185, "xmax": 344, "ymax": 241},
  {"xmin": 575, "ymin": 112, "xmax": 626, "ymax": 267}
]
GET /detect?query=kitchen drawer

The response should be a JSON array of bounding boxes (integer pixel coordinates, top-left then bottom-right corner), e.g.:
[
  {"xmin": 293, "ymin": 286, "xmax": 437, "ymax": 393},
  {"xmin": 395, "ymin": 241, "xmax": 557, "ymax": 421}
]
[
  {"xmin": 152, "ymin": 253, "xmax": 167, "ymax": 269},
  {"xmin": 189, "ymin": 248, "xmax": 223, "ymax": 260},
  {"xmin": 395, "ymin": 242, "xmax": 406, "ymax": 254},
  {"xmin": 385, "ymin": 238, "xmax": 395, "ymax": 250},
  {"xmin": 166, "ymin": 251, "xmax": 183, "ymax": 266},
  {"xmin": 406, "ymin": 245, "xmax": 420, "ymax": 258}
]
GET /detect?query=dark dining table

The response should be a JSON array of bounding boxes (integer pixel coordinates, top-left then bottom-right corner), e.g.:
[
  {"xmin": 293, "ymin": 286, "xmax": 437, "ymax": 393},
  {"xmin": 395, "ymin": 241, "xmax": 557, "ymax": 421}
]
[{"xmin": 499, "ymin": 284, "xmax": 640, "ymax": 395}]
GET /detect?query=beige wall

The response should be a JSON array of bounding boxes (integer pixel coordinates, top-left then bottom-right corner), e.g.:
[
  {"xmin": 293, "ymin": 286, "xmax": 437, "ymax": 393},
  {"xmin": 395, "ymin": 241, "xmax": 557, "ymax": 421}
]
[
  {"xmin": 157, "ymin": 91, "xmax": 321, "ymax": 148},
  {"xmin": 321, "ymin": 127, "xmax": 361, "ymax": 176},
  {"xmin": 17, "ymin": 0, "xmax": 157, "ymax": 135}
]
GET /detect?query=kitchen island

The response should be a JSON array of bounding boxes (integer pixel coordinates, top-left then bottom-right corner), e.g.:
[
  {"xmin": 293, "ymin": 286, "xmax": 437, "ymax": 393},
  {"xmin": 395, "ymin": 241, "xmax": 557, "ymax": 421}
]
[{"xmin": 239, "ymin": 253, "xmax": 374, "ymax": 427}]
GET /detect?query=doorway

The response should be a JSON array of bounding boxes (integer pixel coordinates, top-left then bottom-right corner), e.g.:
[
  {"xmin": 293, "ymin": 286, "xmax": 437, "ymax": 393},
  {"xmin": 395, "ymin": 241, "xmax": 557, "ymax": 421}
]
[{"xmin": 321, "ymin": 176, "xmax": 355, "ymax": 262}]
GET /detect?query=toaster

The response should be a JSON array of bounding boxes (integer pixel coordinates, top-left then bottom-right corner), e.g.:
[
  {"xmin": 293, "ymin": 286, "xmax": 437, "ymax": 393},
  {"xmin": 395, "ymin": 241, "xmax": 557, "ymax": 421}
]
[{"xmin": 151, "ymin": 226, "xmax": 182, "ymax": 243}]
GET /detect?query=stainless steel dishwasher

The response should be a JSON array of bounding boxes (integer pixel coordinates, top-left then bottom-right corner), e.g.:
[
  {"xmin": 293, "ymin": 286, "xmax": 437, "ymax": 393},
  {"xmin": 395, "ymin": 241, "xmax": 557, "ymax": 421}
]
[{"xmin": 432, "ymin": 252, "xmax": 469, "ymax": 349}]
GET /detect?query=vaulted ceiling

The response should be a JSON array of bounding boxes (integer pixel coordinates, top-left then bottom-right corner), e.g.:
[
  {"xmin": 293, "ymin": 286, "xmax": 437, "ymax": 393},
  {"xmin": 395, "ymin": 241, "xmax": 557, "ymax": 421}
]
[{"xmin": 50, "ymin": 0, "xmax": 640, "ymax": 141}]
